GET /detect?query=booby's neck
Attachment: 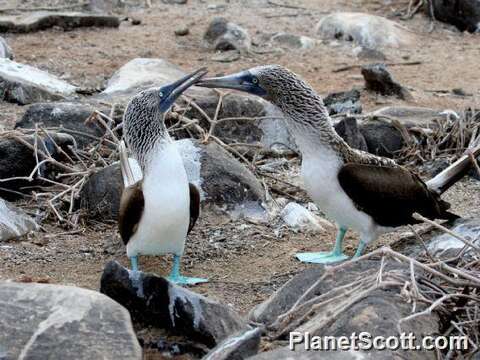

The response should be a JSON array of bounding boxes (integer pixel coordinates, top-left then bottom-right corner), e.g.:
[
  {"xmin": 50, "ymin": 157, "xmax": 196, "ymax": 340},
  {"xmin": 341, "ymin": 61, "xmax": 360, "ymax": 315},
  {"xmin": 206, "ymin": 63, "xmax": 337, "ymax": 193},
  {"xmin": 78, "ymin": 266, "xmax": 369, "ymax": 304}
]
[
  {"xmin": 124, "ymin": 112, "xmax": 171, "ymax": 172},
  {"xmin": 276, "ymin": 96, "xmax": 352, "ymax": 161}
]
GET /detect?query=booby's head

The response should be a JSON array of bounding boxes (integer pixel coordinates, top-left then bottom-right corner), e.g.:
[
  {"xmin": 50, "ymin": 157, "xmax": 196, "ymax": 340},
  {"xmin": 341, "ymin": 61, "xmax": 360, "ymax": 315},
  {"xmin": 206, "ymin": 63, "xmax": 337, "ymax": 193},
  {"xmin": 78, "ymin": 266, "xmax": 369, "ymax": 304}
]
[
  {"xmin": 124, "ymin": 67, "xmax": 207, "ymax": 167},
  {"xmin": 195, "ymin": 65, "xmax": 321, "ymax": 110},
  {"xmin": 196, "ymin": 65, "xmax": 336, "ymax": 150}
]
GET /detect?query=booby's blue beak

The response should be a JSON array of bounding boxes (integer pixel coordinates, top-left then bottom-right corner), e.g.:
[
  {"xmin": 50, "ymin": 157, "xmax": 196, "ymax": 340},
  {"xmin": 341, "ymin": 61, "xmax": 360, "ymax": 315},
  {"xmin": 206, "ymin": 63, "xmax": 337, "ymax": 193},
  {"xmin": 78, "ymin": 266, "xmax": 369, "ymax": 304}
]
[
  {"xmin": 195, "ymin": 70, "xmax": 267, "ymax": 97},
  {"xmin": 159, "ymin": 67, "xmax": 208, "ymax": 113}
]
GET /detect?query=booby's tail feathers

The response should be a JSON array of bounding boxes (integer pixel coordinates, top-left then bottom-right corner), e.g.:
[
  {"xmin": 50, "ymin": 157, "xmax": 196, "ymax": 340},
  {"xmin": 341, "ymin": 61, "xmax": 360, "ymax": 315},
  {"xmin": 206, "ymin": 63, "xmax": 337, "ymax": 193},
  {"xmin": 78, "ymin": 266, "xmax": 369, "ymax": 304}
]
[
  {"xmin": 426, "ymin": 142, "xmax": 480, "ymax": 195},
  {"xmin": 119, "ymin": 140, "xmax": 137, "ymax": 188}
]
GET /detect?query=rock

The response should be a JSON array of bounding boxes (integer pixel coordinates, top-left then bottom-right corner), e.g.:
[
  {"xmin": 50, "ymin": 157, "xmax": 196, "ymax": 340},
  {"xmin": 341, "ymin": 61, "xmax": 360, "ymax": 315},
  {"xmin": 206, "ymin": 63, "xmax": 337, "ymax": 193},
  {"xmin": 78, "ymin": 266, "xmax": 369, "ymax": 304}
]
[
  {"xmin": 280, "ymin": 202, "xmax": 330, "ymax": 233},
  {"xmin": 0, "ymin": 59, "xmax": 77, "ymax": 105},
  {"xmin": 178, "ymin": 139, "xmax": 265, "ymax": 208},
  {"xmin": 175, "ymin": 25, "xmax": 189, "ymax": 36},
  {"xmin": 359, "ymin": 119, "xmax": 404, "ymax": 157},
  {"xmin": 431, "ymin": 0, "xmax": 480, "ymax": 32},
  {"xmin": 203, "ymin": 327, "xmax": 262, "ymax": 360},
  {"xmin": 250, "ymin": 347, "xmax": 385, "ymax": 359},
  {"xmin": 428, "ymin": 218, "xmax": 480, "ymax": 256},
  {"xmin": 270, "ymin": 32, "xmax": 316, "ymax": 50},
  {"xmin": 371, "ymin": 106, "xmax": 448, "ymax": 126},
  {"xmin": 98, "ymin": 58, "xmax": 211, "ymax": 103},
  {"xmin": 316, "ymin": 12, "xmax": 413, "ymax": 49},
  {"xmin": 100, "ymin": 260, "xmax": 249, "ymax": 348},
  {"xmin": 80, "ymin": 163, "xmax": 124, "ymax": 221},
  {"xmin": 0, "ymin": 281, "xmax": 141, "ymax": 359},
  {"xmin": 334, "ymin": 116, "xmax": 368, "ymax": 151},
  {"xmin": 361, "ymin": 64, "xmax": 412, "ymax": 100},
  {"xmin": 0, "ymin": 198, "xmax": 37, "ymax": 241},
  {"xmin": 0, "ymin": 133, "xmax": 76, "ymax": 199},
  {"xmin": 0, "ymin": 12, "xmax": 120, "ymax": 33},
  {"xmin": 163, "ymin": 0, "xmax": 188, "ymax": 4},
  {"xmin": 0, "ymin": 36, "xmax": 13, "ymax": 59},
  {"xmin": 211, "ymin": 49, "xmax": 241, "ymax": 62},
  {"xmin": 324, "ymin": 89, "xmax": 362, "ymax": 115},
  {"xmin": 204, "ymin": 17, "xmax": 251, "ymax": 53},
  {"xmin": 354, "ymin": 46, "xmax": 386, "ymax": 61},
  {"xmin": 250, "ymin": 260, "xmax": 440, "ymax": 360},
  {"xmin": 87, "ymin": 0, "xmax": 127, "ymax": 13},
  {"xmin": 16, "ymin": 102, "xmax": 104, "ymax": 149},
  {"xmin": 80, "ymin": 140, "xmax": 265, "ymax": 220}
]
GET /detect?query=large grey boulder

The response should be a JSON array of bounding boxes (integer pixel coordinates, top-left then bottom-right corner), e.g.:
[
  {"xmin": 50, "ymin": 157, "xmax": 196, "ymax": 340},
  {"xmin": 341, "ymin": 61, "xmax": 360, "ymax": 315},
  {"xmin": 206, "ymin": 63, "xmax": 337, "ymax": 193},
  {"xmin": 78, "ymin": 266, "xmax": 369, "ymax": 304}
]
[
  {"xmin": 316, "ymin": 12, "xmax": 413, "ymax": 49},
  {"xmin": 0, "ymin": 133, "xmax": 76, "ymax": 199},
  {"xmin": 16, "ymin": 102, "xmax": 104, "ymax": 149},
  {"xmin": 371, "ymin": 106, "xmax": 449, "ymax": 126},
  {"xmin": 0, "ymin": 198, "xmax": 37, "ymax": 241},
  {"xmin": 0, "ymin": 59, "xmax": 77, "ymax": 105},
  {"xmin": 0, "ymin": 11, "xmax": 120, "ymax": 33},
  {"xmin": 204, "ymin": 17, "xmax": 251, "ymax": 53},
  {"xmin": 97, "ymin": 58, "xmax": 212, "ymax": 103},
  {"xmin": 0, "ymin": 281, "xmax": 142, "ymax": 360},
  {"xmin": 79, "ymin": 163, "xmax": 124, "ymax": 221},
  {"xmin": 431, "ymin": 0, "xmax": 480, "ymax": 32},
  {"xmin": 100, "ymin": 261, "xmax": 249, "ymax": 348},
  {"xmin": 359, "ymin": 119, "xmax": 404, "ymax": 157},
  {"xmin": 428, "ymin": 218, "xmax": 480, "ymax": 256},
  {"xmin": 250, "ymin": 260, "xmax": 440, "ymax": 360}
]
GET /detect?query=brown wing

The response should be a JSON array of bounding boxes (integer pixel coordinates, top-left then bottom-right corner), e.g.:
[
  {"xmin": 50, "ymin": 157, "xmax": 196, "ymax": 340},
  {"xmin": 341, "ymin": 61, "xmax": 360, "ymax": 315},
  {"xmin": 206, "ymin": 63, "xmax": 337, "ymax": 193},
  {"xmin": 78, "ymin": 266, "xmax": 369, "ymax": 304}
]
[
  {"xmin": 188, "ymin": 183, "xmax": 200, "ymax": 234},
  {"xmin": 118, "ymin": 181, "xmax": 144, "ymax": 245},
  {"xmin": 338, "ymin": 164, "xmax": 457, "ymax": 228}
]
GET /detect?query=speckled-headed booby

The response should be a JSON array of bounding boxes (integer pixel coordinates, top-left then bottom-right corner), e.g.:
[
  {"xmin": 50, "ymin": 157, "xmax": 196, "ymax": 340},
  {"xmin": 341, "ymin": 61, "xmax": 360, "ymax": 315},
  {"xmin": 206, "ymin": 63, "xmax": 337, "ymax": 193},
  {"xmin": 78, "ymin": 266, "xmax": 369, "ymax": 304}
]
[
  {"xmin": 118, "ymin": 68, "xmax": 207, "ymax": 284},
  {"xmin": 196, "ymin": 65, "xmax": 480, "ymax": 263}
]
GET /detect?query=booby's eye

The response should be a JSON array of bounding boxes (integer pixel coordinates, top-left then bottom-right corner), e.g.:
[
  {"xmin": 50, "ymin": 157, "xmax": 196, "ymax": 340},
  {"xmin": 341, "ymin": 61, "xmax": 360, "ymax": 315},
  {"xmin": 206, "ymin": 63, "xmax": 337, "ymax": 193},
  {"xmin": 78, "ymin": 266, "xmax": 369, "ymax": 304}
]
[
  {"xmin": 159, "ymin": 91, "xmax": 164, "ymax": 98},
  {"xmin": 252, "ymin": 77, "xmax": 259, "ymax": 85}
]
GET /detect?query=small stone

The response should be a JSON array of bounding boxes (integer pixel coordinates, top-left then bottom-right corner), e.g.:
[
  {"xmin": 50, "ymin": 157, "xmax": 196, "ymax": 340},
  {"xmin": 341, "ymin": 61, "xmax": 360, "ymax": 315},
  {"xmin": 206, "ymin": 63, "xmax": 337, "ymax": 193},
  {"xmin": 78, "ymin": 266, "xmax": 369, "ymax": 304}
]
[
  {"xmin": 175, "ymin": 26, "xmax": 189, "ymax": 36},
  {"xmin": 204, "ymin": 17, "xmax": 251, "ymax": 53},
  {"xmin": 211, "ymin": 49, "xmax": 240, "ymax": 62},
  {"xmin": 0, "ymin": 198, "xmax": 38, "ymax": 242},
  {"xmin": 361, "ymin": 63, "xmax": 412, "ymax": 100}
]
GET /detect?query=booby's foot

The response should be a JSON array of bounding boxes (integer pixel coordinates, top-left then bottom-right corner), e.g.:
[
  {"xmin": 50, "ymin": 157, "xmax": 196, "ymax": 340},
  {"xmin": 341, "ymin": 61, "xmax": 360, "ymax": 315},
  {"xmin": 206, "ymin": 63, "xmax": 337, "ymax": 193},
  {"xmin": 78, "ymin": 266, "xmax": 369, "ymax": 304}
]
[
  {"xmin": 167, "ymin": 255, "xmax": 208, "ymax": 285},
  {"xmin": 166, "ymin": 274, "xmax": 208, "ymax": 285},
  {"xmin": 296, "ymin": 251, "xmax": 349, "ymax": 264},
  {"xmin": 130, "ymin": 256, "xmax": 139, "ymax": 271}
]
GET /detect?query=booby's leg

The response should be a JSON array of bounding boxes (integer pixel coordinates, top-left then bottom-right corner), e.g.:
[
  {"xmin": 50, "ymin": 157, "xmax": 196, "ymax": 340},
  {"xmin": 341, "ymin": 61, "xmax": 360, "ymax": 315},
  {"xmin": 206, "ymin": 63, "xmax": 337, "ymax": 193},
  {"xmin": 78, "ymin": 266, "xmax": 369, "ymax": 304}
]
[
  {"xmin": 296, "ymin": 227, "xmax": 349, "ymax": 264},
  {"xmin": 352, "ymin": 240, "xmax": 368, "ymax": 258},
  {"xmin": 166, "ymin": 255, "xmax": 208, "ymax": 285},
  {"xmin": 130, "ymin": 256, "xmax": 139, "ymax": 271}
]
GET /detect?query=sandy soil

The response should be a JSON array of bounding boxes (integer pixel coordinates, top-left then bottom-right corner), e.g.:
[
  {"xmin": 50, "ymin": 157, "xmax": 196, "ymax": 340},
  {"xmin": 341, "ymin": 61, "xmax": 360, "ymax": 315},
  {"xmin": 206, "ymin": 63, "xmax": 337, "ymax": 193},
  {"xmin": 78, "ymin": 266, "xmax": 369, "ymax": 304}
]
[{"xmin": 0, "ymin": 0, "xmax": 479, "ymax": 356}]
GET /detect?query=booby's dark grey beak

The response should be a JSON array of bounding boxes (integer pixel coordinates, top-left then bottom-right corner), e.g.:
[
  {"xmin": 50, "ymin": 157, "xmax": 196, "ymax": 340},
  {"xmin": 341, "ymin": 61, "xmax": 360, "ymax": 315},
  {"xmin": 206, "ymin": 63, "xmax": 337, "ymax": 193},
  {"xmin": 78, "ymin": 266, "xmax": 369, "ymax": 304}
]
[
  {"xmin": 196, "ymin": 70, "xmax": 267, "ymax": 97},
  {"xmin": 159, "ymin": 67, "xmax": 208, "ymax": 112}
]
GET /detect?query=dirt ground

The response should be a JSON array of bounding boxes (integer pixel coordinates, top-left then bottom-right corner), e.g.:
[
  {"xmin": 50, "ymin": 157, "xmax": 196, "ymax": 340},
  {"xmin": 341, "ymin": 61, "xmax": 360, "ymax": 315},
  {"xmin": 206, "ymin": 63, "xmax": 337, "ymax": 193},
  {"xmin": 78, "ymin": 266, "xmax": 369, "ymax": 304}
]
[{"xmin": 1, "ymin": 0, "xmax": 480, "ymax": 334}]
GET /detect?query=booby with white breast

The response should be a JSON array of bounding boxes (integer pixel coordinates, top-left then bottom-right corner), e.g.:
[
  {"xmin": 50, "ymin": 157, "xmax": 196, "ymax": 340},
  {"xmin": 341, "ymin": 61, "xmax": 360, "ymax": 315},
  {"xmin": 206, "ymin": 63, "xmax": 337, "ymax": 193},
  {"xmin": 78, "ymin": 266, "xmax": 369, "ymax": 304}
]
[
  {"xmin": 119, "ymin": 68, "xmax": 207, "ymax": 284},
  {"xmin": 195, "ymin": 65, "xmax": 480, "ymax": 263}
]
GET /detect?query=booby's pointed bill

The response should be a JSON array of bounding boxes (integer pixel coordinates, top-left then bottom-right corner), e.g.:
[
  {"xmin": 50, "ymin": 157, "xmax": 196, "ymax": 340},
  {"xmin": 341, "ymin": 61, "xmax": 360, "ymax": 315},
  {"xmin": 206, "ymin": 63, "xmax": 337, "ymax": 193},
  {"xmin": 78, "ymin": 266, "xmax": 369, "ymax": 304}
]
[
  {"xmin": 195, "ymin": 70, "xmax": 267, "ymax": 96},
  {"xmin": 159, "ymin": 67, "xmax": 208, "ymax": 112}
]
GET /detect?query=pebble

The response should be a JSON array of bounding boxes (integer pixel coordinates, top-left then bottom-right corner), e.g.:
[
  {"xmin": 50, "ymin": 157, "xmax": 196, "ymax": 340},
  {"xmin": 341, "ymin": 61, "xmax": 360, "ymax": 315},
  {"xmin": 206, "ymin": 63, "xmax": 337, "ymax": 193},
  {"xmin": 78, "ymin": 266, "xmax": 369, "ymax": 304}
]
[{"xmin": 175, "ymin": 26, "xmax": 189, "ymax": 36}]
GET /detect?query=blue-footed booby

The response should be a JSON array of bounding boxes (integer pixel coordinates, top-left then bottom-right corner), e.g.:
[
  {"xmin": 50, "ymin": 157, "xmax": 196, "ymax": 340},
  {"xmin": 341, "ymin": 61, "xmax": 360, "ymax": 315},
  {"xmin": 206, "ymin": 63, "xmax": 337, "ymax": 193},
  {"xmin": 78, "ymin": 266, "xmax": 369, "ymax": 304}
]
[
  {"xmin": 196, "ymin": 65, "xmax": 480, "ymax": 263},
  {"xmin": 118, "ymin": 68, "xmax": 207, "ymax": 284}
]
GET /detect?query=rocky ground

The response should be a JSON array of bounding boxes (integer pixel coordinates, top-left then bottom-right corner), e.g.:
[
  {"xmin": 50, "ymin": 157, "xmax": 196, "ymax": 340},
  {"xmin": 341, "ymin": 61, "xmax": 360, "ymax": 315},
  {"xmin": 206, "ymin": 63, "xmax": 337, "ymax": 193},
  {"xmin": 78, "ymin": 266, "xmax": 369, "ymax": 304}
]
[{"xmin": 0, "ymin": 0, "xmax": 479, "ymax": 359}]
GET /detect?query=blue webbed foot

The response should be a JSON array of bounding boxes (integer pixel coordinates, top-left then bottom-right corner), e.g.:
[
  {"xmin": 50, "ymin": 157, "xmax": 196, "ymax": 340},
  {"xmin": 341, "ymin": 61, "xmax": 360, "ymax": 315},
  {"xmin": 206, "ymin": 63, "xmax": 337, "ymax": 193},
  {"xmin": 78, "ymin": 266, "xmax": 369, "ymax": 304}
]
[
  {"xmin": 296, "ymin": 226, "xmax": 349, "ymax": 264},
  {"xmin": 167, "ymin": 255, "xmax": 208, "ymax": 286},
  {"xmin": 166, "ymin": 274, "xmax": 209, "ymax": 285},
  {"xmin": 296, "ymin": 251, "xmax": 349, "ymax": 264}
]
